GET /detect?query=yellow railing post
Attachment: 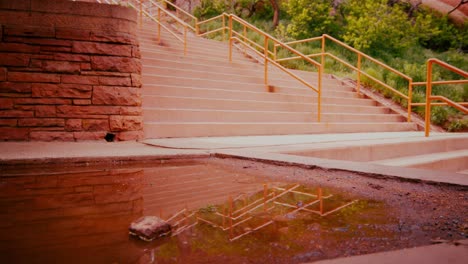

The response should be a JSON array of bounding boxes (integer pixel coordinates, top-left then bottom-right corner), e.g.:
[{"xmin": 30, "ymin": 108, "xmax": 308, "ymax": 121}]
[
  {"xmin": 263, "ymin": 35, "xmax": 269, "ymax": 89},
  {"xmin": 318, "ymin": 64, "xmax": 322, "ymax": 122},
  {"xmin": 264, "ymin": 35, "xmax": 269, "ymax": 89},
  {"xmin": 184, "ymin": 25, "xmax": 187, "ymax": 55},
  {"xmin": 425, "ymin": 60, "xmax": 433, "ymax": 137},
  {"xmin": 228, "ymin": 15, "xmax": 233, "ymax": 62},
  {"xmin": 273, "ymin": 44, "xmax": 277, "ymax": 61},
  {"xmin": 356, "ymin": 53, "xmax": 361, "ymax": 95},
  {"xmin": 321, "ymin": 35, "xmax": 325, "ymax": 70},
  {"xmin": 243, "ymin": 25, "xmax": 247, "ymax": 55},
  {"xmin": 319, "ymin": 35, "xmax": 325, "ymax": 122},
  {"xmin": 157, "ymin": 7, "xmax": 161, "ymax": 41},
  {"xmin": 195, "ymin": 18, "xmax": 199, "ymax": 35},
  {"xmin": 139, "ymin": 0, "xmax": 142, "ymax": 28},
  {"xmin": 407, "ymin": 80, "xmax": 413, "ymax": 122},
  {"xmin": 222, "ymin": 15, "xmax": 226, "ymax": 41}
]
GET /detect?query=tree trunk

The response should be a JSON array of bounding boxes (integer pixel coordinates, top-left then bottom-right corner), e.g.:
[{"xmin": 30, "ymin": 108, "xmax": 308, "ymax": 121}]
[
  {"xmin": 269, "ymin": 0, "xmax": 280, "ymax": 29},
  {"xmin": 448, "ymin": 0, "xmax": 468, "ymax": 15}
]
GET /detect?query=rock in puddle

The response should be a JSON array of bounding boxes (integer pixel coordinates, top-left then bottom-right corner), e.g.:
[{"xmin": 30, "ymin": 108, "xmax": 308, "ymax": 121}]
[{"xmin": 129, "ymin": 216, "xmax": 171, "ymax": 241}]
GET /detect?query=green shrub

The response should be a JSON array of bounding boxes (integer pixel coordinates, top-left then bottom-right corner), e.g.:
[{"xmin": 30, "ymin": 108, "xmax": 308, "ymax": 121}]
[
  {"xmin": 341, "ymin": 0, "xmax": 415, "ymax": 55},
  {"xmin": 193, "ymin": 0, "xmax": 227, "ymax": 19},
  {"xmin": 283, "ymin": 0, "xmax": 338, "ymax": 39},
  {"xmin": 447, "ymin": 119, "xmax": 468, "ymax": 132}
]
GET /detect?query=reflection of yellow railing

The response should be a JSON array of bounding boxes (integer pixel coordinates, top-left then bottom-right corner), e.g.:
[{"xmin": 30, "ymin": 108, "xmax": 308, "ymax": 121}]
[
  {"xmin": 275, "ymin": 35, "xmax": 414, "ymax": 122},
  {"xmin": 420, "ymin": 59, "xmax": 467, "ymax": 137},
  {"xmin": 196, "ymin": 184, "xmax": 357, "ymax": 242}
]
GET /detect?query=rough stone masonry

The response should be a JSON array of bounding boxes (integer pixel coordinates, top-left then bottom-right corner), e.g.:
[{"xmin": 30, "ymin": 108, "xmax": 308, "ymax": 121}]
[{"xmin": 0, "ymin": 0, "xmax": 143, "ymax": 141}]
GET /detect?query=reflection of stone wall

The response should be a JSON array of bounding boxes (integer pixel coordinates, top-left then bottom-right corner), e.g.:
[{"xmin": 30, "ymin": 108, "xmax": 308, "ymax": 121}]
[
  {"xmin": 0, "ymin": 0, "xmax": 143, "ymax": 141},
  {"xmin": 0, "ymin": 168, "xmax": 144, "ymax": 263}
]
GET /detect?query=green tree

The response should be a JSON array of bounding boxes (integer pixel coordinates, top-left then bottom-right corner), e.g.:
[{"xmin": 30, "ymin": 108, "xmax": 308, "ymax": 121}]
[
  {"xmin": 414, "ymin": 7, "xmax": 462, "ymax": 52},
  {"xmin": 341, "ymin": 0, "xmax": 414, "ymax": 54},
  {"xmin": 283, "ymin": 0, "xmax": 337, "ymax": 39},
  {"xmin": 193, "ymin": 0, "xmax": 227, "ymax": 19}
]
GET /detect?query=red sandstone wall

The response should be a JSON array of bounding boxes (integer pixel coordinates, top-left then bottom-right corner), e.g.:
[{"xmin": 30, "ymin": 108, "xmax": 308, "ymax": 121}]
[{"xmin": 0, "ymin": 0, "xmax": 143, "ymax": 141}]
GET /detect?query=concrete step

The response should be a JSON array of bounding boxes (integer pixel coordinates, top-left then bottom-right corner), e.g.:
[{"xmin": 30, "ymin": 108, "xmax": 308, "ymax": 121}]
[
  {"xmin": 138, "ymin": 29, "xmax": 336, "ymax": 85},
  {"xmin": 140, "ymin": 48, "xmax": 343, "ymax": 87},
  {"xmin": 143, "ymin": 89, "xmax": 376, "ymax": 106},
  {"xmin": 372, "ymin": 149, "xmax": 468, "ymax": 172},
  {"xmin": 137, "ymin": 28, "xmax": 239, "ymax": 53},
  {"xmin": 138, "ymin": 36, "xmax": 231, "ymax": 53},
  {"xmin": 142, "ymin": 96, "xmax": 390, "ymax": 114},
  {"xmin": 139, "ymin": 41, "xmax": 233, "ymax": 61},
  {"xmin": 140, "ymin": 50, "xmax": 261, "ymax": 73},
  {"xmin": 143, "ymin": 108, "xmax": 405, "ymax": 123},
  {"xmin": 142, "ymin": 85, "xmax": 375, "ymax": 106},
  {"xmin": 138, "ymin": 26, "xmax": 228, "ymax": 48},
  {"xmin": 141, "ymin": 74, "xmax": 353, "ymax": 96},
  {"xmin": 141, "ymin": 63, "xmax": 346, "ymax": 91},
  {"xmin": 137, "ymin": 23, "xmax": 419, "ymax": 138},
  {"xmin": 143, "ymin": 122, "xmax": 418, "ymax": 138},
  {"xmin": 284, "ymin": 136, "xmax": 468, "ymax": 162},
  {"xmin": 142, "ymin": 84, "xmax": 362, "ymax": 100}
]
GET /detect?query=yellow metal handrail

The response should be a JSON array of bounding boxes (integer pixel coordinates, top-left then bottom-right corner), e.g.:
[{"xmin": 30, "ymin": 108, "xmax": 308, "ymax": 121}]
[
  {"xmin": 227, "ymin": 14, "xmax": 323, "ymax": 121},
  {"xmin": 99, "ymin": 0, "xmax": 190, "ymax": 51},
  {"xmin": 157, "ymin": 0, "xmax": 199, "ymax": 33},
  {"xmin": 126, "ymin": 0, "xmax": 194, "ymax": 55},
  {"xmin": 195, "ymin": 13, "xmax": 323, "ymax": 121},
  {"xmin": 196, "ymin": 13, "xmax": 229, "ymax": 40},
  {"xmin": 423, "ymin": 59, "xmax": 467, "ymax": 137},
  {"xmin": 275, "ymin": 34, "xmax": 415, "ymax": 122}
]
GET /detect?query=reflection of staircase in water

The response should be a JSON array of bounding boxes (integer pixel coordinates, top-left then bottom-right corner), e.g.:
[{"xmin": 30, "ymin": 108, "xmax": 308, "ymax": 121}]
[{"xmin": 157, "ymin": 182, "xmax": 357, "ymax": 242}]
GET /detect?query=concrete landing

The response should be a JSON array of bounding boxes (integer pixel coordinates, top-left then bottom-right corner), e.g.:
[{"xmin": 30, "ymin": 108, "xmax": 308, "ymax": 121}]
[
  {"xmin": 312, "ymin": 240, "xmax": 468, "ymax": 264},
  {"xmin": 2, "ymin": 132, "xmax": 466, "ymax": 186},
  {"xmin": 0, "ymin": 141, "xmax": 208, "ymax": 165},
  {"xmin": 142, "ymin": 132, "xmax": 468, "ymax": 186},
  {"xmin": 143, "ymin": 131, "xmax": 464, "ymax": 149}
]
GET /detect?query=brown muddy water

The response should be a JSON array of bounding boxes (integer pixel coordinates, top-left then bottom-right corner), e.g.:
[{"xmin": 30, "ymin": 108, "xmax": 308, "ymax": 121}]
[{"xmin": 0, "ymin": 158, "xmax": 466, "ymax": 264}]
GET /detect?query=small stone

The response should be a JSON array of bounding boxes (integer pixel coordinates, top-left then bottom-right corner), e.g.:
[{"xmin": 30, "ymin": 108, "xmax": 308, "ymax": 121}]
[{"xmin": 129, "ymin": 216, "xmax": 171, "ymax": 241}]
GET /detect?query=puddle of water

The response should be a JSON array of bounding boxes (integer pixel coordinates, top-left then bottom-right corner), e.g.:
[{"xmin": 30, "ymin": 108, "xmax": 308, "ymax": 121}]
[{"xmin": 0, "ymin": 159, "xmax": 400, "ymax": 264}]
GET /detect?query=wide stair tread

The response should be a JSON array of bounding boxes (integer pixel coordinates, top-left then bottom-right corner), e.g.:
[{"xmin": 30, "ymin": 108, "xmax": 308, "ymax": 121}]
[
  {"xmin": 372, "ymin": 149, "xmax": 468, "ymax": 173},
  {"xmin": 142, "ymin": 85, "xmax": 377, "ymax": 106},
  {"xmin": 144, "ymin": 108, "xmax": 404, "ymax": 123},
  {"xmin": 144, "ymin": 122, "xmax": 418, "ymax": 138}
]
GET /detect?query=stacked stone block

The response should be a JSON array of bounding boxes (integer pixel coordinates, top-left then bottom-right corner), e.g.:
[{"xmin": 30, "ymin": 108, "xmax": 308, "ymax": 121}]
[{"xmin": 0, "ymin": 0, "xmax": 143, "ymax": 141}]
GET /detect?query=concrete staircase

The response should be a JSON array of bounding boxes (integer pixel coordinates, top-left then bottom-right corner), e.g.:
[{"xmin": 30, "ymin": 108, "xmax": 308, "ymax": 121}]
[{"xmin": 137, "ymin": 21, "xmax": 418, "ymax": 139}]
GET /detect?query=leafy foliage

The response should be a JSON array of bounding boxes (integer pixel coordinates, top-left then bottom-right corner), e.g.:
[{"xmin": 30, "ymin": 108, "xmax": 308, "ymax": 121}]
[
  {"xmin": 340, "ymin": 0, "xmax": 414, "ymax": 54},
  {"xmin": 283, "ymin": 0, "xmax": 337, "ymax": 39},
  {"xmin": 193, "ymin": 0, "xmax": 227, "ymax": 19}
]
